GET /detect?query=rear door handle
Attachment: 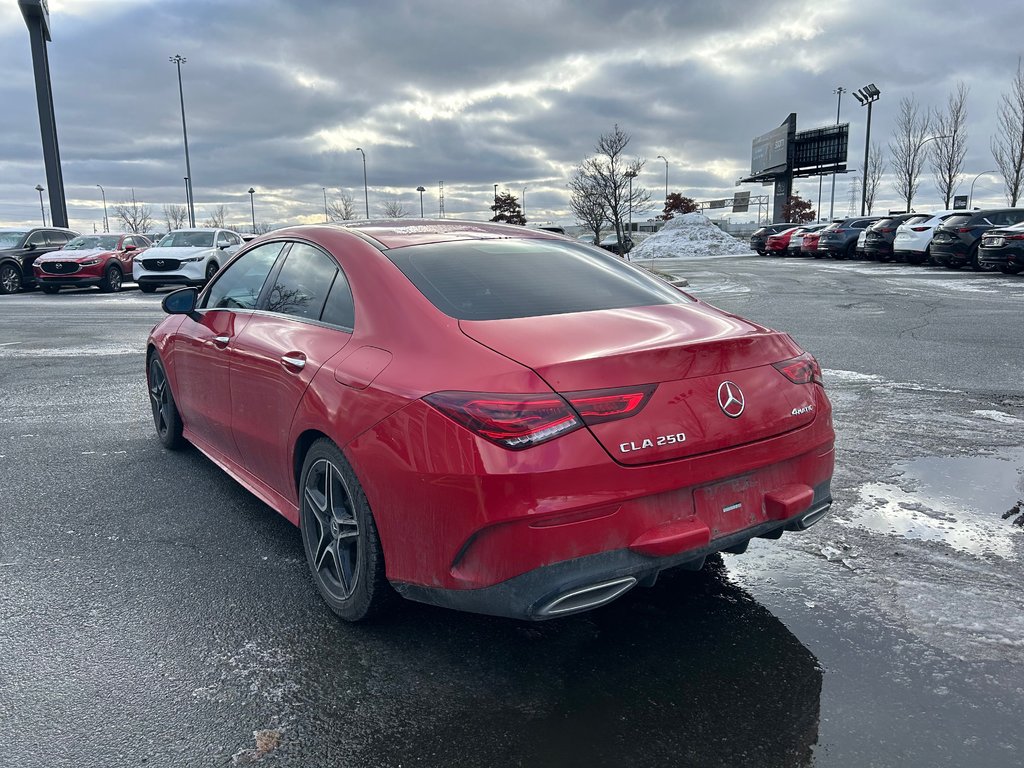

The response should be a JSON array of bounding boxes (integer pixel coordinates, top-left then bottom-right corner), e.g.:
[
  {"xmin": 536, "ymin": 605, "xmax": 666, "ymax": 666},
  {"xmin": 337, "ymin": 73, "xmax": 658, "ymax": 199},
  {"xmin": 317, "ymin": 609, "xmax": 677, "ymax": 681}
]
[{"xmin": 281, "ymin": 354, "xmax": 306, "ymax": 371}]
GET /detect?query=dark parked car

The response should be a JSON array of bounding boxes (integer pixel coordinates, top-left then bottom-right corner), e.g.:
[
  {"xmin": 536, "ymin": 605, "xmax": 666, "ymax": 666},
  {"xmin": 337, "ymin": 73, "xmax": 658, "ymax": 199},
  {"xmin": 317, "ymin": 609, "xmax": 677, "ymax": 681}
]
[
  {"xmin": 930, "ymin": 208, "xmax": 1024, "ymax": 270},
  {"xmin": 0, "ymin": 226, "xmax": 79, "ymax": 294},
  {"xmin": 977, "ymin": 220, "xmax": 1024, "ymax": 274},
  {"xmin": 816, "ymin": 216, "xmax": 880, "ymax": 260},
  {"xmin": 862, "ymin": 214, "xmax": 918, "ymax": 262},
  {"xmin": 749, "ymin": 223, "xmax": 797, "ymax": 256}
]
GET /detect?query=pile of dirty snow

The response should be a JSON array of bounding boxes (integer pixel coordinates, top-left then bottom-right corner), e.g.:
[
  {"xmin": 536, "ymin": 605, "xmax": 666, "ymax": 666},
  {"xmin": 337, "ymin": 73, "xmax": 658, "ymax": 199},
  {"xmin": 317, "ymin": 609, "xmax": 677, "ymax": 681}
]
[{"xmin": 629, "ymin": 212, "xmax": 745, "ymax": 259}]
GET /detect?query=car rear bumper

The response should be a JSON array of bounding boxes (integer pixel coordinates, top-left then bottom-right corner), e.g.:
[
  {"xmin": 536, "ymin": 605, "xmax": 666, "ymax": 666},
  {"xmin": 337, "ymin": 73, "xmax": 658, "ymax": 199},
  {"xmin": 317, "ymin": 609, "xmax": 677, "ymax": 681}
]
[
  {"xmin": 977, "ymin": 250, "xmax": 1009, "ymax": 267},
  {"xmin": 393, "ymin": 481, "xmax": 832, "ymax": 620},
  {"xmin": 931, "ymin": 241, "xmax": 970, "ymax": 265}
]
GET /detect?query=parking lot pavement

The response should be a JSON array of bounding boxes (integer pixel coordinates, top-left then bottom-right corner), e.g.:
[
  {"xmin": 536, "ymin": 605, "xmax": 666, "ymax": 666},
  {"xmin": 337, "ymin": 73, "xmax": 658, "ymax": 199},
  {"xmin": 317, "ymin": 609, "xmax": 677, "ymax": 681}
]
[{"xmin": 1, "ymin": 261, "xmax": 1022, "ymax": 766}]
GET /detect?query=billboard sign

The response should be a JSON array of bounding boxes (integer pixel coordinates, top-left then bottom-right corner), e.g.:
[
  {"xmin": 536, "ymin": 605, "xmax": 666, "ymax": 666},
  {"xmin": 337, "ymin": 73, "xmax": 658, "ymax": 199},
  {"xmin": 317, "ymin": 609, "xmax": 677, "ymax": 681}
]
[
  {"xmin": 732, "ymin": 191, "xmax": 750, "ymax": 213},
  {"xmin": 953, "ymin": 195, "xmax": 968, "ymax": 210},
  {"xmin": 751, "ymin": 123, "xmax": 789, "ymax": 176}
]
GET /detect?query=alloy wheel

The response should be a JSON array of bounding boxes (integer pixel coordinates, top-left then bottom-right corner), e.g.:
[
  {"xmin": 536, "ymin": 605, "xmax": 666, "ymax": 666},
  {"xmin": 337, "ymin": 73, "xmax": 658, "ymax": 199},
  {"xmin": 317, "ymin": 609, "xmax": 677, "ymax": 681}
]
[
  {"xmin": 0, "ymin": 264, "xmax": 21, "ymax": 294},
  {"xmin": 303, "ymin": 458, "xmax": 361, "ymax": 601},
  {"xmin": 148, "ymin": 358, "xmax": 173, "ymax": 438}
]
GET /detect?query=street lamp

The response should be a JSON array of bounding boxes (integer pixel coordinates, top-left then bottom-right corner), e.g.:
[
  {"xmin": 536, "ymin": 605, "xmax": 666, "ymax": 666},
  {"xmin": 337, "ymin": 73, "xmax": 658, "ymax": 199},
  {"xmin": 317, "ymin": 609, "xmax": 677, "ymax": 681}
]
[
  {"xmin": 624, "ymin": 170, "xmax": 637, "ymax": 259},
  {"xmin": 323, "ymin": 187, "xmax": 328, "ymax": 223},
  {"xmin": 968, "ymin": 169, "xmax": 997, "ymax": 209},
  {"xmin": 35, "ymin": 184, "xmax": 45, "ymax": 225},
  {"xmin": 828, "ymin": 86, "xmax": 846, "ymax": 221},
  {"xmin": 355, "ymin": 148, "xmax": 368, "ymax": 218},
  {"xmin": 522, "ymin": 185, "xmax": 527, "ymax": 221},
  {"xmin": 416, "ymin": 186, "xmax": 426, "ymax": 217},
  {"xmin": 656, "ymin": 155, "xmax": 669, "ymax": 200},
  {"xmin": 170, "ymin": 54, "xmax": 196, "ymax": 227},
  {"xmin": 96, "ymin": 184, "xmax": 108, "ymax": 232},
  {"xmin": 853, "ymin": 83, "xmax": 881, "ymax": 215},
  {"xmin": 248, "ymin": 187, "xmax": 256, "ymax": 233}
]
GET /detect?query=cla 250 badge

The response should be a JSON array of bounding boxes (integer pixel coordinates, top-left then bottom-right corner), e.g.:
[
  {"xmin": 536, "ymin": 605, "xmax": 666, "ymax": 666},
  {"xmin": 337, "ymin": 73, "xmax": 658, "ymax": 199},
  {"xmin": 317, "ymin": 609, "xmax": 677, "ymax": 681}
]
[{"xmin": 619, "ymin": 432, "xmax": 686, "ymax": 453}]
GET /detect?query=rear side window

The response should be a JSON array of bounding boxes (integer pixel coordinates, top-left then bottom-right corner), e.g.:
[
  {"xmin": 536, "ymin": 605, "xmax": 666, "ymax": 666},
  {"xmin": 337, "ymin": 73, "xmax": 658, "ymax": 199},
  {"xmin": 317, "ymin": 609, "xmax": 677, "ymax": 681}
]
[
  {"xmin": 265, "ymin": 242, "xmax": 338, "ymax": 321},
  {"xmin": 320, "ymin": 270, "xmax": 355, "ymax": 329},
  {"xmin": 203, "ymin": 242, "xmax": 284, "ymax": 310},
  {"xmin": 384, "ymin": 239, "xmax": 684, "ymax": 321},
  {"xmin": 943, "ymin": 215, "xmax": 972, "ymax": 228}
]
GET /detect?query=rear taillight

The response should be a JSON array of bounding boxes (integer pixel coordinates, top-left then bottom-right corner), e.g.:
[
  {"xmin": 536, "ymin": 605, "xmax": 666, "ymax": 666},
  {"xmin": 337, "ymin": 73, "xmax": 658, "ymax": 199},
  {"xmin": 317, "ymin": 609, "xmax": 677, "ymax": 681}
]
[
  {"xmin": 772, "ymin": 354, "xmax": 824, "ymax": 386},
  {"xmin": 957, "ymin": 227, "xmax": 972, "ymax": 233},
  {"xmin": 832, "ymin": 228, "xmax": 846, "ymax": 234},
  {"xmin": 1007, "ymin": 234, "xmax": 1024, "ymax": 241},
  {"xmin": 425, "ymin": 386, "xmax": 655, "ymax": 449},
  {"xmin": 879, "ymin": 227, "xmax": 894, "ymax": 233},
  {"xmin": 910, "ymin": 226, "xmax": 929, "ymax": 232}
]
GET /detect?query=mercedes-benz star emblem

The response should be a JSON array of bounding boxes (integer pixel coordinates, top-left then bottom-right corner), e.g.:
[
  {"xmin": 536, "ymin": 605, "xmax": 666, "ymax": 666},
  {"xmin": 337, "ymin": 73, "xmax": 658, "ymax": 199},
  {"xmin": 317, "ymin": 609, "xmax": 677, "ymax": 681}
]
[{"xmin": 717, "ymin": 381, "xmax": 745, "ymax": 418}]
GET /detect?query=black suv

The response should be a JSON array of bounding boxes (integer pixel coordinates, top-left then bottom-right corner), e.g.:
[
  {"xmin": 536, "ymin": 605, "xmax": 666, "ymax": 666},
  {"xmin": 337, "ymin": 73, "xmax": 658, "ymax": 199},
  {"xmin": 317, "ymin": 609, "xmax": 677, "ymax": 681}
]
[
  {"xmin": 816, "ymin": 216, "xmax": 881, "ymax": 260},
  {"xmin": 0, "ymin": 227, "xmax": 79, "ymax": 294},
  {"xmin": 749, "ymin": 223, "xmax": 797, "ymax": 256},
  {"xmin": 930, "ymin": 208, "xmax": 1024, "ymax": 270},
  {"xmin": 862, "ymin": 214, "xmax": 918, "ymax": 262}
]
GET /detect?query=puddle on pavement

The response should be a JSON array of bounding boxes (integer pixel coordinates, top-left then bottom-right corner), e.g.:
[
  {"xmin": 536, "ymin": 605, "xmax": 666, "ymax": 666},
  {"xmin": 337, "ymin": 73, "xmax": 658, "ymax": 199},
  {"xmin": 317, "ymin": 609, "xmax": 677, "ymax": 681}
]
[{"xmin": 843, "ymin": 448, "xmax": 1024, "ymax": 557}]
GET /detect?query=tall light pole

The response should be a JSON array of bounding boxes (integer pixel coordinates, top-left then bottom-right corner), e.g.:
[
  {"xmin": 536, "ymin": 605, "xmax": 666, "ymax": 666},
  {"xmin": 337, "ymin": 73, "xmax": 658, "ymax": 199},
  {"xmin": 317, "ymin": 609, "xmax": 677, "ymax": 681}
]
[
  {"xmin": 853, "ymin": 84, "xmax": 881, "ymax": 215},
  {"xmin": 96, "ymin": 184, "xmax": 108, "ymax": 232},
  {"xmin": 323, "ymin": 187, "xmax": 329, "ymax": 223},
  {"xmin": 522, "ymin": 185, "xmax": 527, "ymax": 221},
  {"xmin": 969, "ymin": 170, "xmax": 997, "ymax": 209},
  {"xmin": 355, "ymin": 148, "xmax": 368, "ymax": 218},
  {"xmin": 828, "ymin": 86, "xmax": 846, "ymax": 221},
  {"xmin": 35, "ymin": 184, "xmax": 45, "ymax": 225},
  {"xmin": 170, "ymin": 55, "xmax": 195, "ymax": 227},
  {"xmin": 656, "ymin": 155, "xmax": 668, "ymax": 200},
  {"xmin": 416, "ymin": 186, "xmax": 426, "ymax": 217},
  {"xmin": 248, "ymin": 187, "xmax": 256, "ymax": 233}
]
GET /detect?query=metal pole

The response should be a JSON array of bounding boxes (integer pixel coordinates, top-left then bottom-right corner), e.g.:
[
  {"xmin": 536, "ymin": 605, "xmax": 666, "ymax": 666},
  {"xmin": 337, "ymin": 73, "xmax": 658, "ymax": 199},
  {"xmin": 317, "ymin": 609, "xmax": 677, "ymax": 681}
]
[
  {"xmin": 183, "ymin": 177, "xmax": 191, "ymax": 226},
  {"xmin": 356, "ymin": 148, "xmax": 368, "ymax": 218},
  {"xmin": 861, "ymin": 100, "xmax": 872, "ymax": 215},
  {"xmin": 969, "ymin": 170, "xmax": 997, "ymax": 208},
  {"xmin": 35, "ymin": 184, "xmax": 45, "ymax": 225},
  {"xmin": 817, "ymin": 175, "xmax": 823, "ymax": 221},
  {"xmin": 171, "ymin": 55, "xmax": 195, "ymax": 227},
  {"xmin": 416, "ymin": 186, "xmax": 426, "ymax": 217},
  {"xmin": 657, "ymin": 155, "xmax": 668, "ymax": 199},
  {"xmin": 96, "ymin": 184, "xmax": 108, "ymax": 232},
  {"xmin": 829, "ymin": 86, "xmax": 845, "ymax": 221},
  {"xmin": 248, "ymin": 187, "xmax": 256, "ymax": 233},
  {"xmin": 323, "ymin": 187, "xmax": 328, "ymax": 223},
  {"xmin": 522, "ymin": 186, "xmax": 527, "ymax": 221}
]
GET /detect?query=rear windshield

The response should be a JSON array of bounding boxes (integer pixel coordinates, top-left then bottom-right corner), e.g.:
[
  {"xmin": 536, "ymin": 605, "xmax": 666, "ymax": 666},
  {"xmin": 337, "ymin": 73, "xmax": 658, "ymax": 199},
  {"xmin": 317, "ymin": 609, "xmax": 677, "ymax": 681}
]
[
  {"xmin": 942, "ymin": 215, "xmax": 972, "ymax": 228},
  {"xmin": 384, "ymin": 239, "xmax": 685, "ymax": 321},
  {"xmin": 904, "ymin": 215, "xmax": 931, "ymax": 225}
]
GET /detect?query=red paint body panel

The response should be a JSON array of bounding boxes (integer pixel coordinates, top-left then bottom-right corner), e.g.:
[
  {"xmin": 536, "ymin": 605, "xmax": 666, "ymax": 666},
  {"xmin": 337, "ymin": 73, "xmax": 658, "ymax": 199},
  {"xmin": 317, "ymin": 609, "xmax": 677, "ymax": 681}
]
[{"xmin": 147, "ymin": 221, "xmax": 837, "ymax": 617}]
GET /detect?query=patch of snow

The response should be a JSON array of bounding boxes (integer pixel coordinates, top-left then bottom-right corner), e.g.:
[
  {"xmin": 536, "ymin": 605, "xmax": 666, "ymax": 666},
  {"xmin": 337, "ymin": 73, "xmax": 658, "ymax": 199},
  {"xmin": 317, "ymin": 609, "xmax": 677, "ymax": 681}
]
[
  {"xmin": 972, "ymin": 409, "xmax": 1024, "ymax": 425},
  {"xmin": 629, "ymin": 213, "xmax": 746, "ymax": 259}
]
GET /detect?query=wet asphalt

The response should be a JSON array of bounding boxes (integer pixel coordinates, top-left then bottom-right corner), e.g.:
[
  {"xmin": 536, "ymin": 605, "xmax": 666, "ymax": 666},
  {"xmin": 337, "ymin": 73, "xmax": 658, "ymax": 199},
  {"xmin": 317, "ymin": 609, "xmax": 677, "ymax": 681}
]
[{"xmin": 1, "ymin": 256, "xmax": 1022, "ymax": 767}]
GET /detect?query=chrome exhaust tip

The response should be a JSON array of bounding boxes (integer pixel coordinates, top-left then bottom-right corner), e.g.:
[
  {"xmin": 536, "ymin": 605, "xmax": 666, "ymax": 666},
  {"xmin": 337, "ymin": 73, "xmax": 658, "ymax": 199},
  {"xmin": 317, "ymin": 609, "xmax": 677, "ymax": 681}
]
[
  {"xmin": 793, "ymin": 502, "xmax": 831, "ymax": 531},
  {"xmin": 536, "ymin": 576, "xmax": 637, "ymax": 617}
]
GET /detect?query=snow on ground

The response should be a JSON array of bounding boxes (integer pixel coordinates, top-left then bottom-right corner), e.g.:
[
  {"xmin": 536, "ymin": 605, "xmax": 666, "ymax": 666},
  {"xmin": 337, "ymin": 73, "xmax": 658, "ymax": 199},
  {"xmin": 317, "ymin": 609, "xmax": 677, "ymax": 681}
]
[{"xmin": 629, "ymin": 212, "xmax": 746, "ymax": 259}]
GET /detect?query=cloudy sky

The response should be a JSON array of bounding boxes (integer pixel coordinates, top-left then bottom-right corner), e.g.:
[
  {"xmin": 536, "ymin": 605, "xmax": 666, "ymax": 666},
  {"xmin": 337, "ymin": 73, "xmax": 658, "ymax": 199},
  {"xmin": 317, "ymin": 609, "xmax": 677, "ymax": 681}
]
[{"xmin": 1, "ymin": 0, "xmax": 1021, "ymax": 232}]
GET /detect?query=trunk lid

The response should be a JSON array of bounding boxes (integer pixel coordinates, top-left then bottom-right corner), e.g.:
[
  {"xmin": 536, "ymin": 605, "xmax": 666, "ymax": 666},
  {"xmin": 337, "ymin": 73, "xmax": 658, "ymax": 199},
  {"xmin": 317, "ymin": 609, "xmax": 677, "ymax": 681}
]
[{"xmin": 459, "ymin": 303, "xmax": 818, "ymax": 465}]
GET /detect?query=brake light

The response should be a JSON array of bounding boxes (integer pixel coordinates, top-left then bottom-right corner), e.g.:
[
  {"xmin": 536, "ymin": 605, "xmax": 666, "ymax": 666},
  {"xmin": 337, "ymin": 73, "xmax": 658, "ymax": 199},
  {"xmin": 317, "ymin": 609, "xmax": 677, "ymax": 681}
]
[
  {"xmin": 957, "ymin": 227, "xmax": 972, "ymax": 233},
  {"xmin": 879, "ymin": 228, "xmax": 894, "ymax": 233},
  {"xmin": 772, "ymin": 354, "xmax": 823, "ymax": 386},
  {"xmin": 1006, "ymin": 234, "xmax": 1024, "ymax": 241},
  {"xmin": 424, "ymin": 386, "xmax": 655, "ymax": 449},
  {"xmin": 832, "ymin": 228, "xmax": 846, "ymax": 234},
  {"xmin": 911, "ymin": 226, "xmax": 930, "ymax": 231}
]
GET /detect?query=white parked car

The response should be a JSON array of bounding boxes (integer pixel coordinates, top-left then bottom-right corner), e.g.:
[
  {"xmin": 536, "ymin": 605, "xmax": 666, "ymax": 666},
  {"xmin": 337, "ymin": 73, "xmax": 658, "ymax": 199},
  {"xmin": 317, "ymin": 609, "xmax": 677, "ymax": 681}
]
[
  {"xmin": 133, "ymin": 228, "xmax": 243, "ymax": 293},
  {"xmin": 892, "ymin": 210, "xmax": 961, "ymax": 265}
]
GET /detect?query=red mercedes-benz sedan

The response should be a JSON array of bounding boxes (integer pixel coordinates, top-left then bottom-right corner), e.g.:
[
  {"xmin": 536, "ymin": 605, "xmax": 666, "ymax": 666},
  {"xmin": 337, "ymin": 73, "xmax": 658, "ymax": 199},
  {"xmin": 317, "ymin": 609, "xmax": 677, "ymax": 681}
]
[{"xmin": 146, "ymin": 220, "xmax": 834, "ymax": 621}]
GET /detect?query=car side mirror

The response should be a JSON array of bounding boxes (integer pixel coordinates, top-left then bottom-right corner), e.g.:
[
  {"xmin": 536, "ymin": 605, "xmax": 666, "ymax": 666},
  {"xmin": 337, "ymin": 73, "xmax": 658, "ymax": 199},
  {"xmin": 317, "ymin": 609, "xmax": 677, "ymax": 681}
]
[
  {"xmin": 26, "ymin": 242, "xmax": 36, "ymax": 251},
  {"xmin": 123, "ymin": 244, "xmax": 137, "ymax": 252},
  {"xmin": 162, "ymin": 287, "xmax": 199, "ymax": 317}
]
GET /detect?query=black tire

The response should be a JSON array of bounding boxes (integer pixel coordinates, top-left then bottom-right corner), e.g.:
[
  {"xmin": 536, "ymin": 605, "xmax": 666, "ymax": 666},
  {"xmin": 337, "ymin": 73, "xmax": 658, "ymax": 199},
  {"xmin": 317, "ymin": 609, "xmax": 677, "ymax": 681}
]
[
  {"xmin": 1000, "ymin": 265, "xmax": 1021, "ymax": 275},
  {"xmin": 205, "ymin": 261, "xmax": 219, "ymax": 282},
  {"xmin": 139, "ymin": 283, "xmax": 158, "ymax": 293},
  {"xmin": 0, "ymin": 263, "xmax": 22, "ymax": 294},
  {"xmin": 299, "ymin": 439, "xmax": 392, "ymax": 622},
  {"xmin": 99, "ymin": 265, "xmax": 123, "ymax": 293},
  {"xmin": 39, "ymin": 284, "xmax": 60, "ymax": 294},
  {"xmin": 147, "ymin": 353, "xmax": 185, "ymax": 450}
]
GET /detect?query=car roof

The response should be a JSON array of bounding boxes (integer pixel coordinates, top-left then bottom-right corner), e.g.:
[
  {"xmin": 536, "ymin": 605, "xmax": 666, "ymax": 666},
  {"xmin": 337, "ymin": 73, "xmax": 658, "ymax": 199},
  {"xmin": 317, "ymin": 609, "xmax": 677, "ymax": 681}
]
[{"xmin": 272, "ymin": 219, "xmax": 564, "ymax": 250}]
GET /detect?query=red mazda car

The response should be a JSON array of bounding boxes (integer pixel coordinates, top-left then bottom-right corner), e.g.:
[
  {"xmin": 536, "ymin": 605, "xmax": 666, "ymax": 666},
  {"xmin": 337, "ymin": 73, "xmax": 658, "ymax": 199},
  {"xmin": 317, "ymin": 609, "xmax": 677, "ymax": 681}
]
[
  {"xmin": 147, "ymin": 221, "xmax": 834, "ymax": 621},
  {"xmin": 34, "ymin": 233, "xmax": 151, "ymax": 293}
]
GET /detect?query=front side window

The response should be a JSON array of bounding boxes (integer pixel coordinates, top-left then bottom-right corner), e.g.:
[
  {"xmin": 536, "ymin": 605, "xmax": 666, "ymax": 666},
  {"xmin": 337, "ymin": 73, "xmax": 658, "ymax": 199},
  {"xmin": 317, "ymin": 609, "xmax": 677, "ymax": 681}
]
[
  {"xmin": 202, "ymin": 242, "xmax": 285, "ymax": 310},
  {"xmin": 263, "ymin": 242, "xmax": 338, "ymax": 320},
  {"xmin": 385, "ymin": 239, "xmax": 685, "ymax": 321},
  {"xmin": 27, "ymin": 232, "xmax": 47, "ymax": 247}
]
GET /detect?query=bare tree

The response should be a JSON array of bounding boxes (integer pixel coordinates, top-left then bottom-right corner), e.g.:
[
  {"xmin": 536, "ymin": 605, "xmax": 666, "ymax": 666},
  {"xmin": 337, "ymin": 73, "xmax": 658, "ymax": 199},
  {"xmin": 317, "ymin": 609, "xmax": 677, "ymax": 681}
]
[
  {"xmin": 112, "ymin": 189, "xmax": 153, "ymax": 233},
  {"xmin": 929, "ymin": 82, "xmax": 969, "ymax": 208},
  {"xmin": 327, "ymin": 193, "xmax": 357, "ymax": 222},
  {"xmin": 992, "ymin": 58, "xmax": 1024, "ymax": 206},
  {"xmin": 163, "ymin": 203, "xmax": 188, "ymax": 232},
  {"xmin": 889, "ymin": 95, "xmax": 932, "ymax": 212},
  {"xmin": 864, "ymin": 142, "xmax": 887, "ymax": 215},
  {"xmin": 253, "ymin": 221, "xmax": 273, "ymax": 235},
  {"xmin": 380, "ymin": 200, "xmax": 410, "ymax": 218},
  {"xmin": 568, "ymin": 165, "xmax": 610, "ymax": 244},
  {"xmin": 577, "ymin": 124, "xmax": 650, "ymax": 253},
  {"xmin": 203, "ymin": 205, "xmax": 227, "ymax": 228}
]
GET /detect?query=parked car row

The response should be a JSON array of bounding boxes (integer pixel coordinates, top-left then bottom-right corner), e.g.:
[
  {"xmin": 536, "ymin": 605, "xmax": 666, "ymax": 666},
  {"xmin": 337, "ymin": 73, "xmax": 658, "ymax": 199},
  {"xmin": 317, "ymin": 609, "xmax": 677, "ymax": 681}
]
[
  {"xmin": 749, "ymin": 207, "xmax": 1024, "ymax": 273},
  {"xmin": 0, "ymin": 226, "xmax": 246, "ymax": 295}
]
